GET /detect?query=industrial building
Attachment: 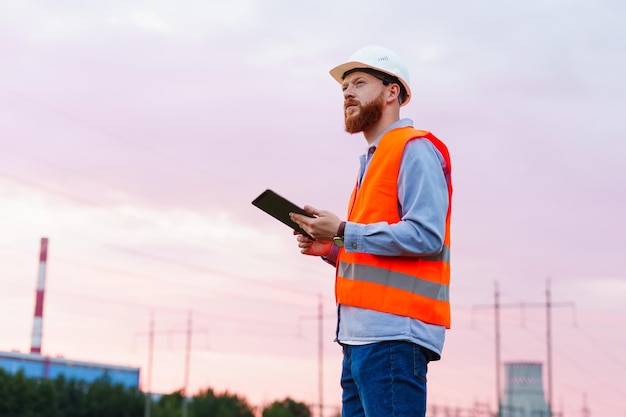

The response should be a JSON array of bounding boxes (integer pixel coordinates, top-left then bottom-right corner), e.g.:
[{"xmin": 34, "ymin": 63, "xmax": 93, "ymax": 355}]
[
  {"xmin": 0, "ymin": 351, "xmax": 140, "ymax": 388},
  {"xmin": 0, "ymin": 237, "xmax": 141, "ymax": 389},
  {"xmin": 501, "ymin": 362, "xmax": 550, "ymax": 417}
]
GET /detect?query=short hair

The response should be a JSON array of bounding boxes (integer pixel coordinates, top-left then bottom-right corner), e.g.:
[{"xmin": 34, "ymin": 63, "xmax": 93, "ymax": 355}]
[{"xmin": 342, "ymin": 68, "xmax": 408, "ymax": 104}]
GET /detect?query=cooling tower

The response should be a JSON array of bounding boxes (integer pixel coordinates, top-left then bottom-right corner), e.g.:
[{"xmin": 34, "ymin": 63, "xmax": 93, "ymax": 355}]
[{"xmin": 501, "ymin": 362, "xmax": 550, "ymax": 417}]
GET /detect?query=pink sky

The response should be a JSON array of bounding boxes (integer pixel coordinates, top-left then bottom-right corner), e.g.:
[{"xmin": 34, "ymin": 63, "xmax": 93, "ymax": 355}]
[{"xmin": 1, "ymin": 1, "xmax": 625, "ymax": 416}]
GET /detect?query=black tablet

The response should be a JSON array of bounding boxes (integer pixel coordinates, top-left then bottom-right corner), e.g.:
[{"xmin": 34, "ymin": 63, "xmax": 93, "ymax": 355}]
[{"xmin": 252, "ymin": 189, "xmax": 314, "ymax": 239}]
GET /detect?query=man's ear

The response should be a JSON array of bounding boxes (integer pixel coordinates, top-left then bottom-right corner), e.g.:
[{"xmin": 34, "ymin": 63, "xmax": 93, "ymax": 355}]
[{"xmin": 387, "ymin": 84, "xmax": 401, "ymax": 103}]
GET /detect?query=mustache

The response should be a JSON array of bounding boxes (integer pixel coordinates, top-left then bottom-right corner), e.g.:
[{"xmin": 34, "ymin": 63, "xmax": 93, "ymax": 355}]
[{"xmin": 344, "ymin": 99, "xmax": 360, "ymax": 110}]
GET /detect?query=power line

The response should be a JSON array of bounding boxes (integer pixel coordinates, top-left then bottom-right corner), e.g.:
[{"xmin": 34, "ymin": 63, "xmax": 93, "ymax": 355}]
[
  {"xmin": 0, "ymin": 166, "xmax": 326, "ymax": 294},
  {"xmin": 0, "ymin": 85, "xmax": 238, "ymax": 191},
  {"xmin": 0, "ymin": 84, "xmax": 311, "ymax": 259},
  {"xmin": 472, "ymin": 280, "xmax": 576, "ymax": 417}
]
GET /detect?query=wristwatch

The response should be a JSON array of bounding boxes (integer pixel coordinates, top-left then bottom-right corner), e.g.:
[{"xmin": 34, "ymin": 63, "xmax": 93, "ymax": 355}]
[{"xmin": 332, "ymin": 221, "xmax": 346, "ymax": 247}]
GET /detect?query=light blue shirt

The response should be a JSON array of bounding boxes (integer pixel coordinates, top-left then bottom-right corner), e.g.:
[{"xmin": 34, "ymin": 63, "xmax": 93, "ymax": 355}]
[{"xmin": 330, "ymin": 118, "xmax": 449, "ymax": 358}]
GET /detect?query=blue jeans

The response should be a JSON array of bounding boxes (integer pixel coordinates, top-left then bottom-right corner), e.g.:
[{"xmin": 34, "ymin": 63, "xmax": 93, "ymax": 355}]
[{"xmin": 341, "ymin": 341, "xmax": 432, "ymax": 417}]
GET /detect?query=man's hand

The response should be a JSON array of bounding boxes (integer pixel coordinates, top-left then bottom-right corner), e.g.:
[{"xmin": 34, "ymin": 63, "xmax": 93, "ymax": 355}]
[
  {"xmin": 290, "ymin": 205, "xmax": 342, "ymax": 242},
  {"xmin": 293, "ymin": 232, "xmax": 333, "ymax": 256}
]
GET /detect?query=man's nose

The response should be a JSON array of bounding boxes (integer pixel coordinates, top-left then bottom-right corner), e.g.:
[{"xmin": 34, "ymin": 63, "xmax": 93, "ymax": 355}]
[{"xmin": 343, "ymin": 85, "xmax": 355, "ymax": 99}]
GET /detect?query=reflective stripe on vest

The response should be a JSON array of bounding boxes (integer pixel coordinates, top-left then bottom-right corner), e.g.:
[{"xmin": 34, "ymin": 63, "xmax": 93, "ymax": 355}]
[
  {"xmin": 335, "ymin": 127, "xmax": 452, "ymax": 328},
  {"xmin": 337, "ymin": 254, "xmax": 450, "ymax": 300}
]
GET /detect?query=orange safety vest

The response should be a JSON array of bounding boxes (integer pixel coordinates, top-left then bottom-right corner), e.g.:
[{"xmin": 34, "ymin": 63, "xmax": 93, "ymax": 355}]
[{"xmin": 335, "ymin": 127, "xmax": 453, "ymax": 328}]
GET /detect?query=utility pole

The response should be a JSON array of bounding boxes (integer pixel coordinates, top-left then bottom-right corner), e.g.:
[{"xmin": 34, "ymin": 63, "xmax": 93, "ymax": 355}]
[
  {"xmin": 474, "ymin": 282, "xmax": 503, "ymax": 416},
  {"xmin": 473, "ymin": 280, "xmax": 575, "ymax": 417},
  {"xmin": 134, "ymin": 310, "xmax": 207, "ymax": 417},
  {"xmin": 581, "ymin": 393, "xmax": 590, "ymax": 417},
  {"xmin": 297, "ymin": 295, "xmax": 332, "ymax": 417},
  {"xmin": 318, "ymin": 294, "xmax": 323, "ymax": 417},
  {"xmin": 546, "ymin": 280, "xmax": 553, "ymax": 417},
  {"xmin": 542, "ymin": 279, "xmax": 576, "ymax": 416},
  {"xmin": 182, "ymin": 310, "xmax": 192, "ymax": 417},
  {"xmin": 144, "ymin": 312, "xmax": 155, "ymax": 417},
  {"xmin": 494, "ymin": 282, "xmax": 502, "ymax": 417}
]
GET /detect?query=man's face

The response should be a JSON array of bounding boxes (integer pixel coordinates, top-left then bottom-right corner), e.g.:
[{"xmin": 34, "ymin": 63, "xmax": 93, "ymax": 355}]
[{"xmin": 342, "ymin": 72, "xmax": 385, "ymax": 134}]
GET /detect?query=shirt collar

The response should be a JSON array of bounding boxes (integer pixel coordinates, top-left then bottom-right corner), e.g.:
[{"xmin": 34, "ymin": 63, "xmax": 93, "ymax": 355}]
[{"xmin": 369, "ymin": 118, "xmax": 414, "ymax": 149}]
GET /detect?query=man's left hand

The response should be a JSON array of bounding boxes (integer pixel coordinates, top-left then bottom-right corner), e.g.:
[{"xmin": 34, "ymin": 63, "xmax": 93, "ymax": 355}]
[{"xmin": 290, "ymin": 205, "xmax": 342, "ymax": 242}]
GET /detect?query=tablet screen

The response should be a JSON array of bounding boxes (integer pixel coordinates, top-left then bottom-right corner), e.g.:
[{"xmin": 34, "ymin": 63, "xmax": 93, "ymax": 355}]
[{"xmin": 252, "ymin": 189, "xmax": 314, "ymax": 239}]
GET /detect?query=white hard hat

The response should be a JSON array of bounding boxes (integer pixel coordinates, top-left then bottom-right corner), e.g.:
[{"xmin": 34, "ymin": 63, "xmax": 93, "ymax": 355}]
[{"xmin": 329, "ymin": 45, "xmax": 411, "ymax": 106}]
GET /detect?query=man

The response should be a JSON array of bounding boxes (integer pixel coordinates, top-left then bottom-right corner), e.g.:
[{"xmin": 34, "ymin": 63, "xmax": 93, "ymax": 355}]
[{"xmin": 290, "ymin": 45, "xmax": 452, "ymax": 417}]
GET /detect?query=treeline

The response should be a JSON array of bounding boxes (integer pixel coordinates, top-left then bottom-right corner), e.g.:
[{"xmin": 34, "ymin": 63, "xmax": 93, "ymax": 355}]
[{"xmin": 0, "ymin": 368, "xmax": 315, "ymax": 417}]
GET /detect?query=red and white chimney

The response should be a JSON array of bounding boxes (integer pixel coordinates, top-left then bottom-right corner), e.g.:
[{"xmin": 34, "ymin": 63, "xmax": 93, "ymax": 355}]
[{"xmin": 30, "ymin": 237, "xmax": 48, "ymax": 355}]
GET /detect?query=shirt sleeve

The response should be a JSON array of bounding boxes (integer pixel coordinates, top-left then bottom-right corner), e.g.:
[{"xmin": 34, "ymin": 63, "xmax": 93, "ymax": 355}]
[
  {"xmin": 321, "ymin": 244, "xmax": 339, "ymax": 267},
  {"xmin": 343, "ymin": 138, "xmax": 449, "ymax": 256}
]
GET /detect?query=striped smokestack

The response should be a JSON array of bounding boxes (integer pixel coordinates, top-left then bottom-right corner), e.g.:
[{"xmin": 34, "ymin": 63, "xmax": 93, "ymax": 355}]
[{"xmin": 30, "ymin": 237, "xmax": 48, "ymax": 355}]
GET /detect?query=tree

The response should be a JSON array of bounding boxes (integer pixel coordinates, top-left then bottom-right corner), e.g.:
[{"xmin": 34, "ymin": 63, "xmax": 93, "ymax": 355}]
[
  {"xmin": 0, "ymin": 369, "xmax": 37, "ymax": 417},
  {"xmin": 31, "ymin": 377, "xmax": 62, "ymax": 417},
  {"xmin": 152, "ymin": 389, "xmax": 184, "ymax": 417},
  {"xmin": 0, "ymin": 369, "xmax": 144, "ymax": 417},
  {"xmin": 83, "ymin": 378, "xmax": 144, "ymax": 417},
  {"xmin": 0, "ymin": 368, "xmax": 319, "ymax": 417},
  {"xmin": 190, "ymin": 388, "xmax": 255, "ymax": 417},
  {"xmin": 262, "ymin": 398, "xmax": 312, "ymax": 417}
]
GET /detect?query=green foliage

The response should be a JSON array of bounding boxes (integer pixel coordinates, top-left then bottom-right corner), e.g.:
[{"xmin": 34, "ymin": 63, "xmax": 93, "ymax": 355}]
[
  {"xmin": 152, "ymin": 389, "xmax": 183, "ymax": 417},
  {"xmin": 0, "ymin": 368, "xmax": 143, "ymax": 417},
  {"xmin": 0, "ymin": 368, "xmax": 313, "ymax": 417},
  {"xmin": 190, "ymin": 388, "xmax": 255, "ymax": 417},
  {"xmin": 262, "ymin": 398, "xmax": 312, "ymax": 417}
]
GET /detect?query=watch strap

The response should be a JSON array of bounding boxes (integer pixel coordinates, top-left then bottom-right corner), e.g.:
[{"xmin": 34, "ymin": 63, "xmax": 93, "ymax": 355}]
[{"xmin": 336, "ymin": 221, "xmax": 346, "ymax": 238}]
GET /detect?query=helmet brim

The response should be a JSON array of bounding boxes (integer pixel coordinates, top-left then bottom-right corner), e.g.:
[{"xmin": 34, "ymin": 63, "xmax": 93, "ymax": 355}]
[{"xmin": 329, "ymin": 61, "xmax": 411, "ymax": 106}]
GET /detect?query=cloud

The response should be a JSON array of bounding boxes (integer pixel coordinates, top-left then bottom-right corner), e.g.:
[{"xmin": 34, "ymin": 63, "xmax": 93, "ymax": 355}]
[{"xmin": 1, "ymin": 1, "xmax": 625, "ymax": 414}]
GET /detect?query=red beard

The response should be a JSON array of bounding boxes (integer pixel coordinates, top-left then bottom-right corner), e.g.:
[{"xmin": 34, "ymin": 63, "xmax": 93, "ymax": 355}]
[{"xmin": 344, "ymin": 91, "xmax": 385, "ymax": 134}]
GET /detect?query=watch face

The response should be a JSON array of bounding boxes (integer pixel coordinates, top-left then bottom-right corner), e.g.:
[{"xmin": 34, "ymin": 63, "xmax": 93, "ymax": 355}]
[{"xmin": 333, "ymin": 236, "xmax": 344, "ymax": 247}]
